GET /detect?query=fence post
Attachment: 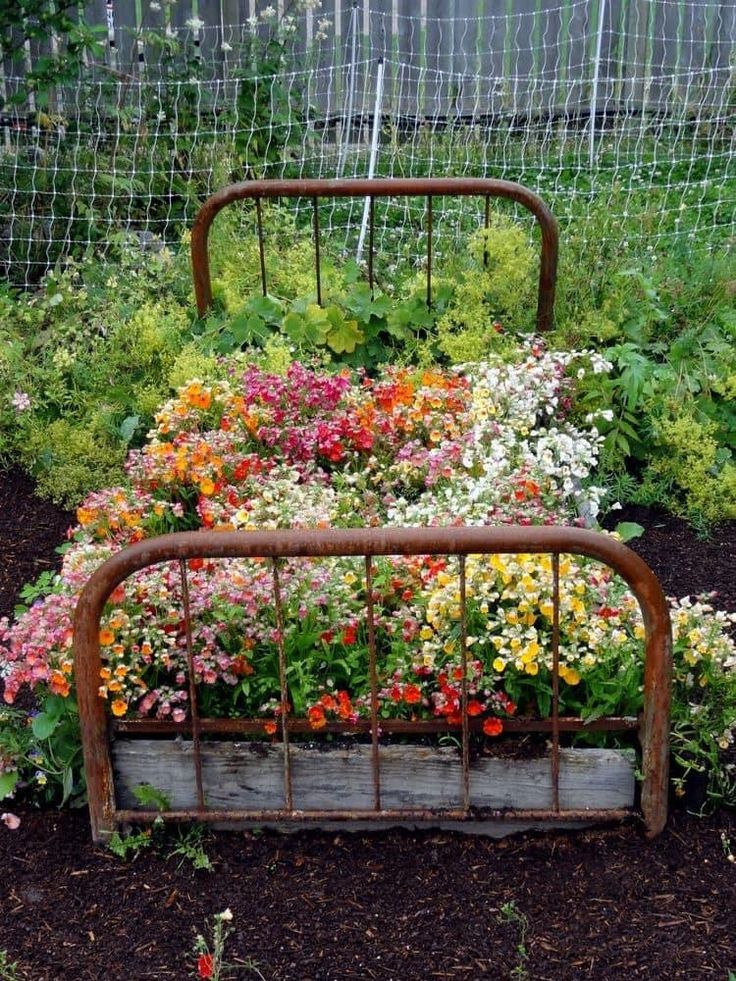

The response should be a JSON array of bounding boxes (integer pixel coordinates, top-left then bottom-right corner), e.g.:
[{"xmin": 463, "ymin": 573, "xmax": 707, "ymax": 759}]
[
  {"xmin": 356, "ymin": 57, "xmax": 385, "ymax": 264},
  {"xmin": 588, "ymin": 0, "xmax": 607, "ymax": 168}
]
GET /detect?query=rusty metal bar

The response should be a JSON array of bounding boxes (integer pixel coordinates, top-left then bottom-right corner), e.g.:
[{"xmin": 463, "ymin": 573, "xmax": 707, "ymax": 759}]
[
  {"xmin": 368, "ymin": 195, "xmax": 375, "ymax": 295},
  {"xmin": 551, "ymin": 553, "xmax": 561, "ymax": 813},
  {"xmin": 178, "ymin": 560, "xmax": 205, "ymax": 811},
  {"xmin": 459, "ymin": 555, "xmax": 470, "ymax": 813},
  {"xmin": 255, "ymin": 198, "xmax": 267, "ymax": 297},
  {"xmin": 426, "ymin": 194, "xmax": 433, "ymax": 310},
  {"xmin": 271, "ymin": 559, "xmax": 293, "ymax": 811},
  {"xmin": 113, "ymin": 715, "xmax": 641, "ymax": 736},
  {"xmin": 75, "ymin": 525, "xmax": 671, "ymax": 842},
  {"xmin": 115, "ymin": 807, "xmax": 633, "ymax": 825},
  {"xmin": 364, "ymin": 556, "xmax": 381, "ymax": 810},
  {"xmin": 190, "ymin": 178, "xmax": 559, "ymax": 332},
  {"xmin": 313, "ymin": 196, "xmax": 322, "ymax": 306},
  {"xmin": 483, "ymin": 195, "xmax": 490, "ymax": 267}
]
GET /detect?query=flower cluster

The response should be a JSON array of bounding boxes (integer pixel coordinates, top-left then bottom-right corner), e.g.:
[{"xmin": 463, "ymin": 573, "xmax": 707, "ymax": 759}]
[{"xmin": 1, "ymin": 358, "xmax": 734, "ymax": 758}]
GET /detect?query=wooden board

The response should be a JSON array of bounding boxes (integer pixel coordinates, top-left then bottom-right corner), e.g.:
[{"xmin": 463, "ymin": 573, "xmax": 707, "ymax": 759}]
[{"xmin": 113, "ymin": 740, "xmax": 636, "ymax": 835}]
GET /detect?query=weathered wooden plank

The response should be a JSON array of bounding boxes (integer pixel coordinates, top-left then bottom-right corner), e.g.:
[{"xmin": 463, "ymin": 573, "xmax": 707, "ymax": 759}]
[{"xmin": 113, "ymin": 740, "xmax": 636, "ymax": 828}]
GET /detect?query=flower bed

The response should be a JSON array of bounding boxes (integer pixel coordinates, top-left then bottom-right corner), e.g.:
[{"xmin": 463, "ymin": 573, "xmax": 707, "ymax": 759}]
[{"xmin": 1, "ymin": 353, "xmax": 735, "ymax": 814}]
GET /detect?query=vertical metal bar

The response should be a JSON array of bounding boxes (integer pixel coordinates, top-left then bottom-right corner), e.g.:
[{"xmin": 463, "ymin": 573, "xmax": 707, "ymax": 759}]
[
  {"xmin": 271, "ymin": 559, "xmax": 293, "ymax": 810},
  {"xmin": 483, "ymin": 195, "xmax": 490, "ymax": 267},
  {"xmin": 313, "ymin": 196, "xmax": 322, "ymax": 306},
  {"xmin": 256, "ymin": 198, "xmax": 267, "ymax": 297},
  {"xmin": 368, "ymin": 196, "xmax": 375, "ymax": 295},
  {"xmin": 364, "ymin": 556, "xmax": 381, "ymax": 811},
  {"xmin": 551, "ymin": 553, "xmax": 561, "ymax": 813},
  {"xmin": 178, "ymin": 560, "xmax": 205, "ymax": 811},
  {"xmin": 426, "ymin": 195, "xmax": 433, "ymax": 309},
  {"xmin": 459, "ymin": 555, "xmax": 470, "ymax": 814}
]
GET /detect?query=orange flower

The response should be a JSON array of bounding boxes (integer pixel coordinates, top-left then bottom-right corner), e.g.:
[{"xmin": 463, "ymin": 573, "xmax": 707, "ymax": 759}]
[
  {"xmin": 111, "ymin": 699, "xmax": 128, "ymax": 717},
  {"xmin": 99, "ymin": 628, "xmax": 115, "ymax": 646},
  {"xmin": 49, "ymin": 670, "xmax": 70, "ymax": 698},
  {"xmin": 466, "ymin": 700, "xmax": 483, "ymax": 716},
  {"xmin": 320, "ymin": 694, "xmax": 337, "ymax": 712},
  {"xmin": 307, "ymin": 705, "xmax": 327, "ymax": 730},
  {"xmin": 263, "ymin": 721, "xmax": 277, "ymax": 736},
  {"xmin": 483, "ymin": 717, "xmax": 503, "ymax": 737}
]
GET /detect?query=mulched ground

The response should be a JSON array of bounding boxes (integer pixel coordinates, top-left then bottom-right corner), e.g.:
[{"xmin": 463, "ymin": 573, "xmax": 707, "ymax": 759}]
[{"xmin": 1, "ymin": 470, "xmax": 735, "ymax": 980}]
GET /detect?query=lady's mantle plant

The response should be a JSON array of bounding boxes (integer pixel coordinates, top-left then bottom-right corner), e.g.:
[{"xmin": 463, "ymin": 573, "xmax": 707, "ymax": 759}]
[{"xmin": 1, "ymin": 354, "xmax": 735, "ymax": 803}]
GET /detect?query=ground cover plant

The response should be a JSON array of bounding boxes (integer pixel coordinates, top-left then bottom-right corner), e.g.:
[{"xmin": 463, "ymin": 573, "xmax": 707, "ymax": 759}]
[
  {"xmin": 1, "ymin": 357, "xmax": 735, "ymax": 815},
  {"xmin": 1, "ymin": 185, "xmax": 733, "ymax": 526}
]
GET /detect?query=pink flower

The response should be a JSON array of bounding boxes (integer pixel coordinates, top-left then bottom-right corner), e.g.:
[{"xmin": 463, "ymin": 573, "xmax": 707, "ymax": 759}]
[{"xmin": 1, "ymin": 812, "xmax": 21, "ymax": 830}]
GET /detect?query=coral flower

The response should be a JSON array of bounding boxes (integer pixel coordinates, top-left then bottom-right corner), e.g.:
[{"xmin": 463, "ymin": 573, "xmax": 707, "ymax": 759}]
[
  {"xmin": 483, "ymin": 717, "xmax": 503, "ymax": 737},
  {"xmin": 111, "ymin": 699, "xmax": 128, "ymax": 717},
  {"xmin": 99, "ymin": 628, "xmax": 115, "ymax": 646},
  {"xmin": 263, "ymin": 721, "xmax": 277, "ymax": 736},
  {"xmin": 466, "ymin": 700, "xmax": 483, "ymax": 716}
]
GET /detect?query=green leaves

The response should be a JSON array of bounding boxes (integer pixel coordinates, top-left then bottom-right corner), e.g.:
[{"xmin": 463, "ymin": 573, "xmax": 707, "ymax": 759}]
[{"xmin": 0, "ymin": 770, "xmax": 19, "ymax": 800}]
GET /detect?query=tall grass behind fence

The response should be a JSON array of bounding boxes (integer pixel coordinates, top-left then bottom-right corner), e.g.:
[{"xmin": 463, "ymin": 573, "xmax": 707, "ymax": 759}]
[{"xmin": 1, "ymin": 0, "xmax": 734, "ymax": 287}]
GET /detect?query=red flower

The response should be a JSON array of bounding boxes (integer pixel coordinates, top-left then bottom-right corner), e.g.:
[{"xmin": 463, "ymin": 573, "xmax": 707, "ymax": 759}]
[
  {"xmin": 403, "ymin": 684, "xmax": 422, "ymax": 705},
  {"xmin": 466, "ymin": 700, "xmax": 483, "ymax": 716},
  {"xmin": 341, "ymin": 624, "xmax": 358, "ymax": 645},
  {"xmin": 263, "ymin": 720, "xmax": 277, "ymax": 736},
  {"xmin": 197, "ymin": 954, "xmax": 214, "ymax": 979},
  {"xmin": 483, "ymin": 717, "xmax": 503, "ymax": 737}
]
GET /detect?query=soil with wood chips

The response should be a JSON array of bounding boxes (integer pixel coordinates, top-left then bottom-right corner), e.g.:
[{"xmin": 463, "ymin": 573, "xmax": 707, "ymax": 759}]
[{"xmin": 0, "ymin": 470, "xmax": 735, "ymax": 981}]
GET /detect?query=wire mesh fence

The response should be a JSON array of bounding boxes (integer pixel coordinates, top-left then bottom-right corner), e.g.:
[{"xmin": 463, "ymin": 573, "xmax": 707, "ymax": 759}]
[{"xmin": 1, "ymin": 0, "xmax": 734, "ymax": 287}]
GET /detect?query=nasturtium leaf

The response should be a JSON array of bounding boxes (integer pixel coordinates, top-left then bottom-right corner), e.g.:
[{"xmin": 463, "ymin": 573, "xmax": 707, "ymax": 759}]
[
  {"xmin": 614, "ymin": 521, "xmax": 645, "ymax": 543},
  {"xmin": 245, "ymin": 294, "xmax": 283, "ymax": 324}
]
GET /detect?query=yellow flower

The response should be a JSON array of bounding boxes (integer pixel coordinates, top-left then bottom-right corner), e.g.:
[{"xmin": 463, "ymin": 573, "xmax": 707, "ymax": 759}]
[
  {"xmin": 524, "ymin": 662, "xmax": 539, "ymax": 676},
  {"xmin": 562, "ymin": 668, "xmax": 581, "ymax": 685},
  {"xmin": 111, "ymin": 699, "xmax": 128, "ymax": 717},
  {"xmin": 343, "ymin": 571, "xmax": 357, "ymax": 585},
  {"xmin": 493, "ymin": 657, "xmax": 506, "ymax": 672},
  {"xmin": 420, "ymin": 626, "xmax": 434, "ymax": 641}
]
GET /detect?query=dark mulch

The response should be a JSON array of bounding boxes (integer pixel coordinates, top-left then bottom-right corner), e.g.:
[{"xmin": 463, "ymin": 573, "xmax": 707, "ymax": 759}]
[{"xmin": 1, "ymin": 472, "xmax": 735, "ymax": 980}]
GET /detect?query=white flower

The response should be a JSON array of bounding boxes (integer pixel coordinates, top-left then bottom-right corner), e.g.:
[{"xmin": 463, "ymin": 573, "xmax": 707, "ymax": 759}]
[
  {"xmin": 185, "ymin": 16, "xmax": 204, "ymax": 31},
  {"xmin": 218, "ymin": 908, "xmax": 234, "ymax": 921},
  {"xmin": 150, "ymin": 1, "xmax": 161, "ymax": 9},
  {"xmin": 221, "ymin": 41, "xmax": 232, "ymax": 52},
  {"xmin": 11, "ymin": 391, "xmax": 31, "ymax": 412},
  {"xmin": 260, "ymin": 5, "xmax": 276, "ymax": 18}
]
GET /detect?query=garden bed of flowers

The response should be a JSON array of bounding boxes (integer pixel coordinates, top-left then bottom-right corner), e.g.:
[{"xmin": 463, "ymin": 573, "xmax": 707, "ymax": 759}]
[{"xmin": 1, "ymin": 351, "xmax": 734, "ymax": 811}]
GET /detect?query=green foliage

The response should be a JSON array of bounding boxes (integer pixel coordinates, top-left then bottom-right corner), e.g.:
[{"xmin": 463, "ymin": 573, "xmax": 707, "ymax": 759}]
[
  {"xmin": 0, "ymin": 949, "xmax": 22, "ymax": 981},
  {"xmin": 433, "ymin": 220, "xmax": 536, "ymax": 363},
  {"xmin": 0, "ymin": 1, "xmax": 102, "ymax": 108},
  {"xmin": 0, "ymin": 695, "xmax": 83, "ymax": 807},
  {"xmin": 497, "ymin": 902, "xmax": 530, "ymax": 980}
]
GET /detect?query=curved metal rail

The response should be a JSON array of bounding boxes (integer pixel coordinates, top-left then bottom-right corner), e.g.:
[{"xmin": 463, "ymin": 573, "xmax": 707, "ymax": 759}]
[
  {"xmin": 73, "ymin": 526, "xmax": 672, "ymax": 842},
  {"xmin": 190, "ymin": 177, "xmax": 559, "ymax": 332}
]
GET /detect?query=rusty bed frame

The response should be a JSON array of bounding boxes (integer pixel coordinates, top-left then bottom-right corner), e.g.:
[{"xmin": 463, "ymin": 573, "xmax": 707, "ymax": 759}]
[{"xmin": 74, "ymin": 179, "xmax": 673, "ymax": 843}]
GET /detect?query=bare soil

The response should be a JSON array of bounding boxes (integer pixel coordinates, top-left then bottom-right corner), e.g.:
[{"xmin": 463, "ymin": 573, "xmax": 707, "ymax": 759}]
[{"xmin": 1, "ymin": 471, "xmax": 735, "ymax": 980}]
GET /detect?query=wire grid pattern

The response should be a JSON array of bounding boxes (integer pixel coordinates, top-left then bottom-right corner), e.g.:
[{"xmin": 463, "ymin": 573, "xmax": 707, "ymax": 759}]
[{"xmin": 1, "ymin": 0, "xmax": 734, "ymax": 286}]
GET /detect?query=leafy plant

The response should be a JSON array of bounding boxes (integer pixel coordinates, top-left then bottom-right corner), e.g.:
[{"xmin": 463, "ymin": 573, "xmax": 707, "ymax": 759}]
[{"xmin": 497, "ymin": 901, "xmax": 530, "ymax": 980}]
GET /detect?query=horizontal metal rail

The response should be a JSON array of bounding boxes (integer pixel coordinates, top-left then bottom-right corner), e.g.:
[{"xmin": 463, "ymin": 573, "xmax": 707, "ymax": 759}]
[
  {"xmin": 190, "ymin": 177, "xmax": 559, "ymax": 332},
  {"xmin": 74, "ymin": 526, "xmax": 672, "ymax": 842}
]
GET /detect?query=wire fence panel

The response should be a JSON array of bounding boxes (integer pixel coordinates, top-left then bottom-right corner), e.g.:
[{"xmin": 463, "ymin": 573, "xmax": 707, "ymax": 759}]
[{"xmin": 0, "ymin": 0, "xmax": 734, "ymax": 286}]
